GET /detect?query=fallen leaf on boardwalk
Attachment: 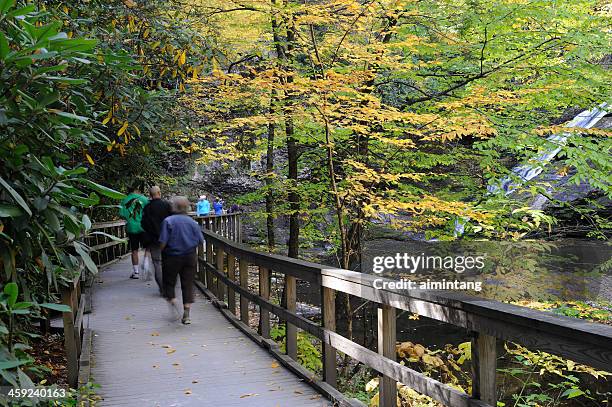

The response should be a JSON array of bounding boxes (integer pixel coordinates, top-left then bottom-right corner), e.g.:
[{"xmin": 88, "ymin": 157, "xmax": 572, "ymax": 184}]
[
  {"xmin": 166, "ymin": 349, "xmax": 176, "ymax": 355},
  {"xmin": 125, "ymin": 316, "xmax": 131, "ymax": 320},
  {"xmin": 240, "ymin": 393, "xmax": 258, "ymax": 398},
  {"xmin": 294, "ymin": 390, "xmax": 303, "ymax": 395},
  {"xmin": 172, "ymin": 363, "xmax": 181, "ymax": 367},
  {"xmin": 190, "ymin": 353, "xmax": 198, "ymax": 357},
  {"xmin": 310, "ymin": 395, "xmax": 321, "ymax": 400},
  {"xmin": 270, "ymin": 362, "xmax": 279, "ymax": 368},
  {"xmin": 184, "ymin": 389, "xmax": 192, "ymax": 395},
  {"xmin": 161, "ymin": 344, "xmax": 171, "ymax": 348},
  {"xmin": 192, "ymin": 380, "xmax": 198, "ymax": 384},
  {"xmin": 151, "ymin": 332, "xmax": 160, "ymax": 337}
]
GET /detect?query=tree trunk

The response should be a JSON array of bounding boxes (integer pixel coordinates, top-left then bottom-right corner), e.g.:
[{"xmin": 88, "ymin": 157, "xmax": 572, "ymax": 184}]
[
  {"xmin": 285, "ymin": 12, "xmax": 299, "ymax": 259},
  {"xmin": 265, "ymin": 91, "xmax": 276, "ymax": 250}
]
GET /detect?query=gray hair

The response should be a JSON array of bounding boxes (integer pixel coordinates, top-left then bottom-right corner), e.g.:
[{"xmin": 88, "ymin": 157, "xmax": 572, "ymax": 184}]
[
  {"xmin": 149, "ymin": 185, "xmax": 161, "ymax": 198},
  {"xmin": 171, "ymin": 196, "xmax": 191, "ymax": 214}
]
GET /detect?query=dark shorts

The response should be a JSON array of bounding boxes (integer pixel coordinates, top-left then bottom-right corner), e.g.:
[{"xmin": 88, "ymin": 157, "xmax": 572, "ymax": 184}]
[{"xmin": 127, "ymin": 233, "xmax": 146, "ymax": 251}]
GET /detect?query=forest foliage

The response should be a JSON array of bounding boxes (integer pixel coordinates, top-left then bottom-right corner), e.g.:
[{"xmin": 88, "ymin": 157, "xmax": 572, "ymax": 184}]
[
  {"xmin": 0, "ymin": 0, "xmax": 610, "ymax": 402},
  {"xmin": 0, "ymin": 0, "xmax": 207, "ymax": 390},
  {"xmin": 180, "ymin": 0, "xmax": 611, "ymax": 265}
]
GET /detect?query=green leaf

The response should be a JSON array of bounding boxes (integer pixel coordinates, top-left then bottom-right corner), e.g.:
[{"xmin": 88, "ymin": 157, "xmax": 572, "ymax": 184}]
[
  {"xmin": 6, "ymin": 4, "xmax": 35, "ymax": 18},
  {"xmin": 0, "ymin": 360, "xmax": 26, "ymax": 370},
  {"xmin": 74, "ymin": 242, "xmax": 97, "ymax": 274},
  {"xmin": 48, "ymin": 38, "xmax": 97, "ymax": 53},
  {"xmin": 0, "ymin": 0, "xmax": 16, "ymax": 15},
  {"xmin": 0, "ymin": 177, "xmax": 31, "ymax": 216},
  {"xmin": 79, "ymin": 179, "xmax": 126, "ymax": 200},
  {"xmin": 13, "ymin": 301, "xmax": 33, "ymax": 309},
  {"xmin": 0, "ymin": 31, "xmax": 8, "ymax": 60},
  {"xmin": 0, "ymin": 325, "xmax": 8, "ymax": 334},
  {"xmin": 0, "ymin": 204, "xmax": 23, "ymax": 217},
  {"xmin": 43, "ymin": 210, "xmax": 60, "ymax": 232},
  {"xmin": 46, "ymin": 76, "xmax": 87, "ymax": 85},
  {"xmin": 90, "ymin": 231, "xmax": 126, "ymax": 243},
  {"xmin": 49, "ymin": 110, "xmax": 89, "ymax": 123},
  {"xmin": 562, "ymin": 388, "xmax": 585, "ymax": 399},
  {"xmin": 39, "ymin": 303, "xmax": 71, "ymax": 312},
  {"xmin": 17, "ymin": 368, "xmax": 35, "ymax": 389},
  {"xmin": 3, "ymin": 282, "xmax": 17, "ymax": 307},
  {"xmin": 82, "ymin": 214, "xmax": 92, "ymax": 231}
]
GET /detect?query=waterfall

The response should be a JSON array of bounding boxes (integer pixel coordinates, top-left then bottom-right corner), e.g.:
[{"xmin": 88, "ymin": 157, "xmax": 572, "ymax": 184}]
[
  {"xmin": 488, "ymin": 103, "xmax": 609, "ymax": 195},
  {"xmin": 455, "ymin": 103, "xmax": 609, "ymax": 236}
]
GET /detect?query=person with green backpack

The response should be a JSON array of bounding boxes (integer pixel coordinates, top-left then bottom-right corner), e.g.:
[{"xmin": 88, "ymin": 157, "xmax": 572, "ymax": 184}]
[{"xmin": 119, "ymin": 181, "xmax": 149, "ymax": 279}]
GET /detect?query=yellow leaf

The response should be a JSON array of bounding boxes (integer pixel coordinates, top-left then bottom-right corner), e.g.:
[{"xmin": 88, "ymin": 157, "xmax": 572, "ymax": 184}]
[
  {"xmin": 102, "ymin": 112, "xmax": 112, "ymax": 125},
  {"xmin": 106, "ymin": 144, "xmax": 113, "ymax": 152},
  {"xmin": 117, "ymin": 121, "xmax": 129, "ymax": 136},
  {"xmin": 179, "ymin": 50, "xmax": 187, "ymax": 66},
  {"xmin": 85, "ymin": 153, "xmax": 94, "ymax": 165},
  {"xmin": 270, "ymin": 362, "xmax": 279, "ymax": 368}
]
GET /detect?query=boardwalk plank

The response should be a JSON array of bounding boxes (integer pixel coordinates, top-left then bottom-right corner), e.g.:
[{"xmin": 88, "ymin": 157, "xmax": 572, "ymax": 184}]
[{"xmin": 90, "ymin": 258, "xmax": 330, "ymax": 407}]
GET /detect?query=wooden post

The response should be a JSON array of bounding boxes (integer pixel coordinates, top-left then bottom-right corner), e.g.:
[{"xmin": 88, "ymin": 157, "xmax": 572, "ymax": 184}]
[
  {"xmin": 472, "ymin": 332, "xmax": 497, "ymax": 405},
  {"xmin": 378, "ymin": 305, "xmax": 397, "ymax": 407},
  {"xmin": 205, "ymin": 239, "xmax": 213, "ymax": 289},
  {"xmin": 197, "ymin": 219, "xmax": 205, "ymax": 280},
  {"xmin": 216, "ymin": 247, "xmax": 225, "ymax": 302},
  {"xmin": 230, "ymin": 215, "xmax": 235, "ymax": 241},
  {"xmin": 322, "ymin": 286, "xmax": 337, "ymax": 387},
  {"xmin": 239, "ymin": 259, "xmax": 249, "ymax": 325},
  {"xmin": 236, "ymin": 216, "xmax": 242, "ymax": 243},
  {"xmin": 227, "ymin": 254, "xmax": 236, "ymax": 315},
  {"xmin": 285, "ymin": 275, "xmax": 297, "ymax": 360},
  {"xmin": 61, "ymin": 286, "xmax": 78, "ymax": 388},
  {"xmin": 259, "ymin": 266, "xmax": 271, "ymax": 338}
]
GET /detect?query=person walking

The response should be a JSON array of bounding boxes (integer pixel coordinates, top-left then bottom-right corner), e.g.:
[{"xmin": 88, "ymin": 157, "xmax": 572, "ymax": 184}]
[
  {"xmin": 159, "ymin": 196, "xmax": 204, "ymax": 324},
  {"xmin": 141, "ymin": 186, "xmax": 172, "ymax": 293},
  {"xmin": 229, "ymin": 203, "xmax": 240, "ymax": 213},
  {"xmin": 196, "ymin": 194, "xmax": 210, "ymax": 216},
  {"xmin": 119, "ymin": 182, "xmax": 148, "ymax": 279},
  {"xmin": 213, "ymin": 198, "xmax": 223, "ymax": 215}
]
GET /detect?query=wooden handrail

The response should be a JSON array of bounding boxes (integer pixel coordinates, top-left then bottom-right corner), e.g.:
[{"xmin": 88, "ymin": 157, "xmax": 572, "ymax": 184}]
[
  {"xmin": 199, "ymin": 227, "xmax": 612, "ymax": 407},
  {"xmin": 61, "ymin": 219, "xmax": 130, "ymax": 387}
]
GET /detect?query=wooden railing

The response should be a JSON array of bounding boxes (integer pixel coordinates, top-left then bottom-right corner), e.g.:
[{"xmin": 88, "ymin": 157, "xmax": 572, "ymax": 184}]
[
  {"xmin": 197, "ymin": 227, "xmax": 612, "ymax": 407},
  {"xmin": 60, "ymin": 270, "xmax": 85, "ymax": 388},
  {"xmin": 61, "ymin": 220, "xmax": 129, "ymax": 387},
  {"xmin": 88, "ymin": 220, "xmax": 130, "ymax": 268}
]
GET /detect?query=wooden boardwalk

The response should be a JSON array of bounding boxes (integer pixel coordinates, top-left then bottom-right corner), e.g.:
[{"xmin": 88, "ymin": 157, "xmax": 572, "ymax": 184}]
[{"xmin": 89, "ymin": 257, "xmax": 331, "ymax": 407}]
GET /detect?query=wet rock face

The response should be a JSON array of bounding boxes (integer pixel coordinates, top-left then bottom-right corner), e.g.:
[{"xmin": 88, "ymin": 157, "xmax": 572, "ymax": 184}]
[{"xmin": 187, "ymin": 159, "xmax": 263, "ymax": 198}]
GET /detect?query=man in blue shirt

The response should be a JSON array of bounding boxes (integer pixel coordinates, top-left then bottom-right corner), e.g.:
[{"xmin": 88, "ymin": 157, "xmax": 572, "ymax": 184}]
[{"xmin": 159, "ymin": 196, "xmax": 204, "ymax": 325}]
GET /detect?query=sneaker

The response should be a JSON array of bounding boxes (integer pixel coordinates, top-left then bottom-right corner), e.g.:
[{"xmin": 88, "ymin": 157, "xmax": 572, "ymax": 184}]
[
  {"xmin": 130, "ymin": 272, "xmax": 139, "ymax": 279},
  {"xmin": 182, "ymin": 316, "xmax": 192, "ymax": 325},
  {"xmin": 166, "ymin": 300, "xmax": 180, "ymax": 321}
]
